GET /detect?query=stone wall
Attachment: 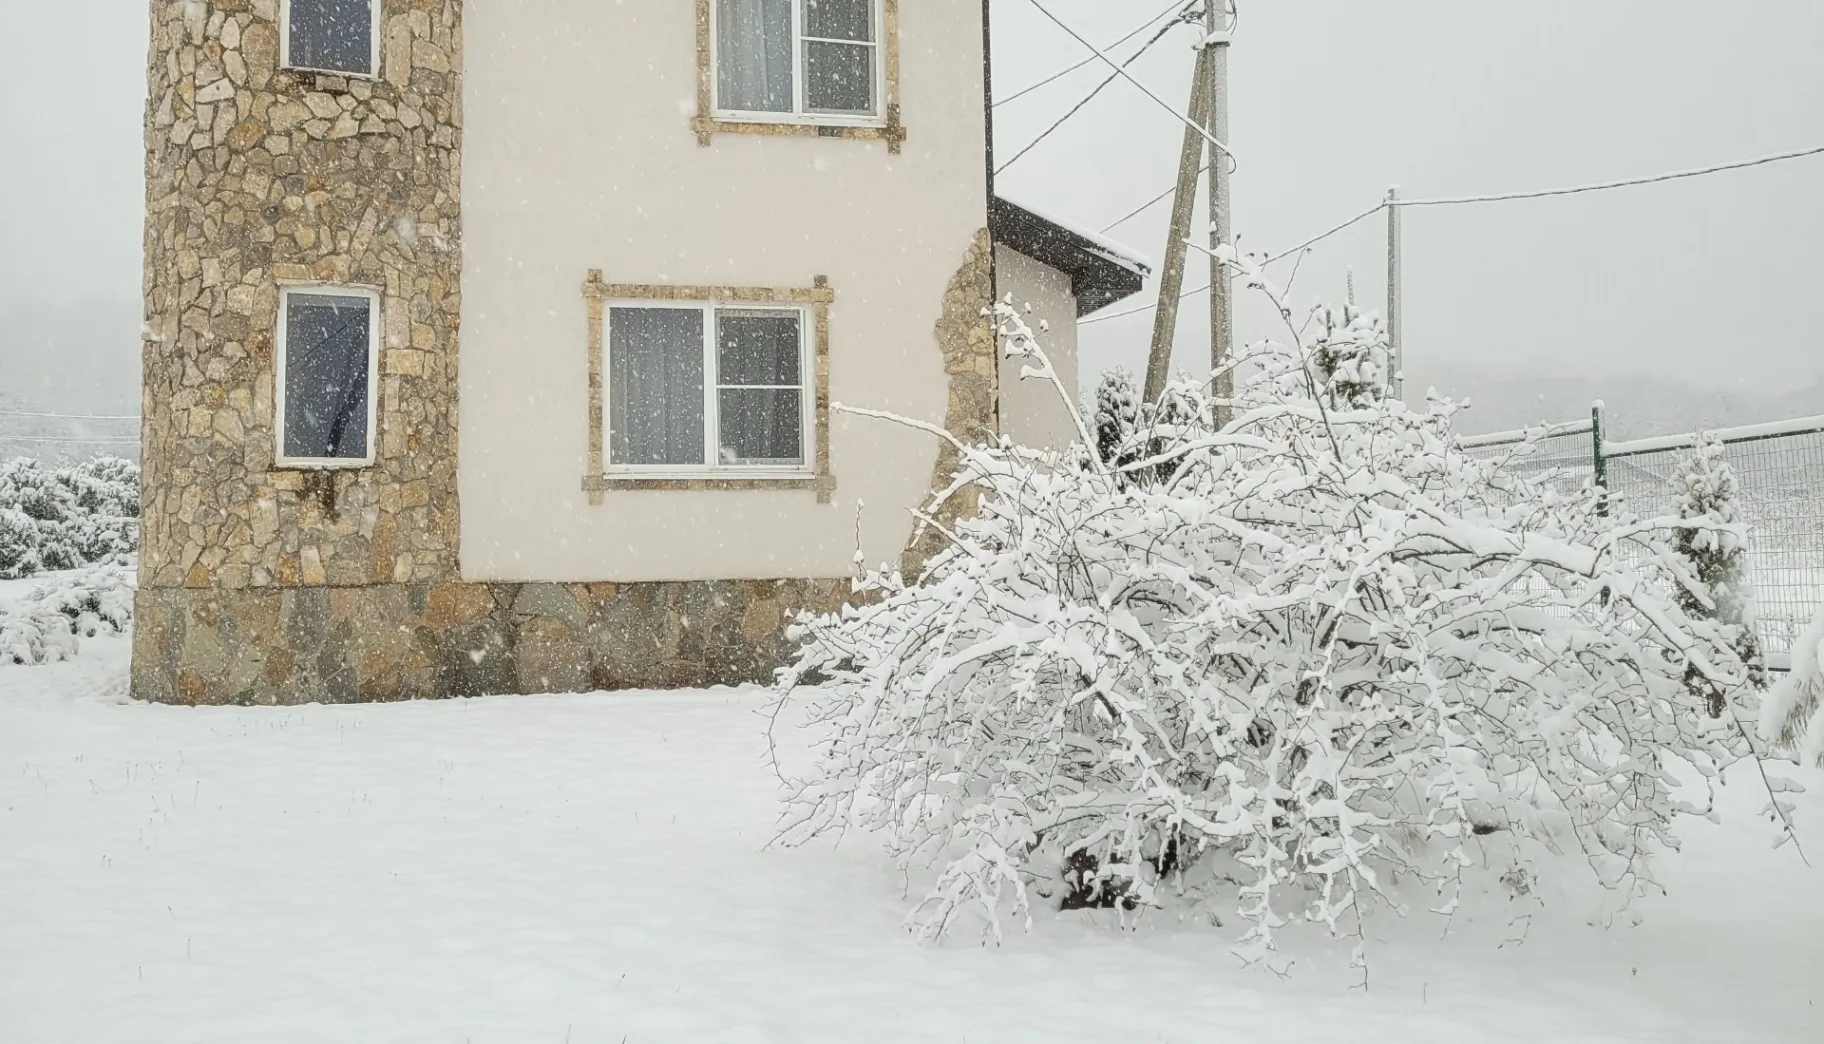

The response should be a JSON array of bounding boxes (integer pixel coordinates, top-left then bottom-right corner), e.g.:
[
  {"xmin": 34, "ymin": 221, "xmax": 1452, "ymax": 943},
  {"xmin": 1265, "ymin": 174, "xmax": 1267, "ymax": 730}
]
[
  {"xmin": 904, "ymin": 227, "xmax": 998, "ymax": 576},
  {"xmin": 138, "ymin": 0, "xmax": 466, "ymax": 702},
  {"xmin": 133, "ymin": 579, "xmax": 851, "ymax": 705},
  {"xmin": 140, "ymin": 0, "xmax": 463, "ymax": 598}
]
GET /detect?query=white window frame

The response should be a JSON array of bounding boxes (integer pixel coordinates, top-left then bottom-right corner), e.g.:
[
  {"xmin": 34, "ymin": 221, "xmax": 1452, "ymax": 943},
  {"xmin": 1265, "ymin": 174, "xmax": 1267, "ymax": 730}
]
[
  {"xmin": 709, "ymin": 0, "xmax": 887, "ymax": 127},
  {"xmin": 279, "ymin": 0, "xmax": 383, "ymax": 79},
  {"xmin": 603, "ymin": 300, "xmax": 814, "ymax": 479},
  {"xmin": 274, "ymin": 284, "xmax": 382, "ymax": 470}
]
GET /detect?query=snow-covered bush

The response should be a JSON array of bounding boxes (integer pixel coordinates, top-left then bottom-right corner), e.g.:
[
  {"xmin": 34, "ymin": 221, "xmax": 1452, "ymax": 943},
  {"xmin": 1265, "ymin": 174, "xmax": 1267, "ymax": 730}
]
[
  {"xmin": 0, "ymin": 457, "xmax": 139, "ymax": 579},
  {"xmin": 1667, "ymin": 434, "xmax": 1766, "ymax": 716},
  {"xmin": 0, "ymin": 507, "xmax": 45, "ymax": 580},
  {"xmin": 773, "ymin": 256, "xmax": 1763, "ymax": 968},
  {"xmin": 1761, "ymin": 605, "xmax": 1824, "ymax": 768},
  {"xmin": 0, "ymin": 558, "xmax": 134, "ymax": 665}
]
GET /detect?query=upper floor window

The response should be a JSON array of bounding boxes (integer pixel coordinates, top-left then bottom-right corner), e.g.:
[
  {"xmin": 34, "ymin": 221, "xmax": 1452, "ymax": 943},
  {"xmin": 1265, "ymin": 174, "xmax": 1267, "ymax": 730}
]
[
  {"xmin": 282, "ymin": 0, "xmax": 379, "ymax": 78},
  {"xmin": 275, "ymin": 286, "xmax": 380, "ymax": 468},
  {"xmin": 714, "ymin": 0, "xmax": 881, "ymax": 121}
]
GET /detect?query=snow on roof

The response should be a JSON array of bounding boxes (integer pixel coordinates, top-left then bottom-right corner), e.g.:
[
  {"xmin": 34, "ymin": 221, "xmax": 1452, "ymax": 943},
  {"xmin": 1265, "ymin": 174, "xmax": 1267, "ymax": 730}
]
[
  {"xmin": 989, "ymin": 195, "xmax": 1153, "ymax": 317},
  {"xmin": 996, "ymin": 193, "xmax": 1154, "ymax": 276}
]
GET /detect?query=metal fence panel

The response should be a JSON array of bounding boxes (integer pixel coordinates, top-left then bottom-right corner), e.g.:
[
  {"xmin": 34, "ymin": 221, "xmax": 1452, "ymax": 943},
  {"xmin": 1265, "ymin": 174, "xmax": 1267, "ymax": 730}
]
[{"xmin": 1460, "ymin": 415, "xmax": 1824, "ymax": 667}]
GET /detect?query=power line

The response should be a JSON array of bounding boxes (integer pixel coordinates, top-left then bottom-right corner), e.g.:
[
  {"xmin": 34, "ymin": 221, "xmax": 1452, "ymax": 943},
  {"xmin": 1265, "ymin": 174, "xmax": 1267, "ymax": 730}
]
[
  {"xmin": 994, "ymin": 0, "xmax": 1190, "ymax": 110},
  {"xmin": 1391, "ymin": 143, "xmax": 1824, "ymax": 209},
  {"xmin": 1022, "ymin": 0, "xmax": 1234, "ymax": 163},
  {"xmin": 0, "ymin": 408, "xmax": 140, "ymax": 421},
  {"xmin": 1083, "ymin": 141, "xmax": 1824, "ymax": 325},
  {"xmin": 0, "ymin": 435, "xmax": 141, "ymax": 444},
  {"xmin": 1100, "ymin": 163, "xmax": 1209, "ymax": 233},
  {"xmin": 997, "ymin": 10, "xmax": 1195, "ymax": 175}
]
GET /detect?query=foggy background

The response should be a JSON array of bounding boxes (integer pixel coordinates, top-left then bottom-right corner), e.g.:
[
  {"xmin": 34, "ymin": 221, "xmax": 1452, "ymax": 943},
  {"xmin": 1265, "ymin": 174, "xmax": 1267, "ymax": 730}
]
[{"xmin": 3, "ymin": 0, "xmax": 1821, "ymax": 458}]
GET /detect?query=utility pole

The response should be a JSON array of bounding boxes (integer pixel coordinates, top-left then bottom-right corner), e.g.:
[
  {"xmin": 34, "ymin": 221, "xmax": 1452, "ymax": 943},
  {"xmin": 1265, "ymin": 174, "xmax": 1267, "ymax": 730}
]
[
  {"xmin": 1142, "ymin": 26, "xmax": 1214, "ymax": 405},
  {"xmin": 1386, "ymin": 185, "xmax": 1404, "ymax": 403},
  {"xmin": 1207, "ymin": 1, "xmax": 1234, "ymax": 425}
]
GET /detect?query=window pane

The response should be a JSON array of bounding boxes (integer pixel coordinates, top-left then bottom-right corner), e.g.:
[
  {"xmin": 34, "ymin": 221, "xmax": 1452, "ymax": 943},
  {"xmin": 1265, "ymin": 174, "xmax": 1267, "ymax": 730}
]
[
  {"xmin": 719, "ymin": 389, "xmax": 804, "ymax": 465},
  {"xmin": 804, "ymin": 0, "xmax": 872, "ymax": 42},
  {"xmin": 804, "ymin": 40, "xmax": 875, "ymax": 115},
  {"xmin": 609, "ymin": 308, "xmax": 706, "ymax": 467},
  {"xmin": 282, "ymin": 293, "xmax": 372, "ymax": 461},
  {"xmin": 717, "ymin": 0, "xmax": 794, "ymax": 112},
  {"xmin": 288, "ymin": 0, "xmax": 373, "ymax": 75},
  {"xmin": 717, "ymin": 311, "xmax": 801, "ymax": 387}
]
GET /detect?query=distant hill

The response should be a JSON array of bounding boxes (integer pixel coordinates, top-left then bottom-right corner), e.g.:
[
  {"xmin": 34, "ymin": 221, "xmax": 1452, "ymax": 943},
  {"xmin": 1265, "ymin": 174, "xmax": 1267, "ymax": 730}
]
[
  {"xmin": 0, "ymin": 297, "xmax": 142, "ymax": 465},
  {"xmin": 1412, "ymin": 364, "xmax": 1823, "ymax": 441}
]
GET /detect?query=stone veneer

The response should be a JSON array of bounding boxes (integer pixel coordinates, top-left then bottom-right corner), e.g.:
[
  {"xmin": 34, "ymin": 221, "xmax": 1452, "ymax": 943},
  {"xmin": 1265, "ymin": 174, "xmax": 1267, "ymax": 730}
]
[
  {"xmin": 140, "ymin": 0, "xmax": 463, "ymax": 598},
  {"xmin": 137, "ymin": 0, "xmax": 472, "ymax": 704},
  {"xmin": 904, "ymin": 227, "xmax": 998, "ymax": 576},
  {"xmin": 133, "ymin": 579, "xmax": 851, "ymax": 704}
]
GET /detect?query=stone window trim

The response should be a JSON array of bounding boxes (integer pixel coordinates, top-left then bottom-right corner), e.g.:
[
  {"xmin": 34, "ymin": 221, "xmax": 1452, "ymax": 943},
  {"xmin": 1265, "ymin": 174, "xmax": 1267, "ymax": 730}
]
[
  {"xmin": 582, "ymin": 273, "xmax": 836, "ymax": 505},
  {"xmin": 279, "ymin": 0, "xmax": 384, "ymax": 80},
  {"xmin": 692, "ymin": 0, "xmax": 906, "ymax": 154},
  {"xmin": 273, "ymin": 282, "xmax": 383, "ymax": 471}
]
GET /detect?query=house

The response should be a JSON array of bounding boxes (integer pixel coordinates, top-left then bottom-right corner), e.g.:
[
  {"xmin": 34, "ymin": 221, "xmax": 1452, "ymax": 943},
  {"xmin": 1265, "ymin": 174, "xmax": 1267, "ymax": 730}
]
[{"xmin": 134, "ymin": 0, "xmax": 1149, "ymax": 705}]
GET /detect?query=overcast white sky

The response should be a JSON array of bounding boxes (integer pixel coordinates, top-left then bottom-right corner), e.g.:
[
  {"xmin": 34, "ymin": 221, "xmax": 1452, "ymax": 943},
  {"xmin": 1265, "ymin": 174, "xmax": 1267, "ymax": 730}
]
[{"xmin": 3, "ymin": 1, "xmax": 1822, "ymax": 406}]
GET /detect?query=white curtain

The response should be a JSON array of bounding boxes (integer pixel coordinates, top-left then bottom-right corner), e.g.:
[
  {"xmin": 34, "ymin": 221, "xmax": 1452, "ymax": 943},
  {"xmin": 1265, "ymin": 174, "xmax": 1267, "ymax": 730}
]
[
  {"xmin": 717, "ymin": 0, "xmax": 794, "ymax": 112},
  {"xmin": 609, "ymin": 309, "xmax": 706, "ymax": 467}
]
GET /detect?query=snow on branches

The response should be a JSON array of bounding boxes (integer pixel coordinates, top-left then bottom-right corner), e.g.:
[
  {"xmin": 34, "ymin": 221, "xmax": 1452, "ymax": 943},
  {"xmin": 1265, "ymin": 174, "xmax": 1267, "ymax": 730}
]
[
  {"xmin": 1761, "ymin": 606, "xmax": 1824, "ymax": 768},
  {"xmin": 772, "ymin": 262, "xmax": 1767, "ymax": 969}
]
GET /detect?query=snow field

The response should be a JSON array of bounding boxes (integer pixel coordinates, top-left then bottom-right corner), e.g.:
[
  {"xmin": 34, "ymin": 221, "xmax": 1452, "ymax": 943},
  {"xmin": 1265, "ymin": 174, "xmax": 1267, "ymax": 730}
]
[{"xmin": 3, "ymin": 639, "xmax": 1821, "ymax": 1043}]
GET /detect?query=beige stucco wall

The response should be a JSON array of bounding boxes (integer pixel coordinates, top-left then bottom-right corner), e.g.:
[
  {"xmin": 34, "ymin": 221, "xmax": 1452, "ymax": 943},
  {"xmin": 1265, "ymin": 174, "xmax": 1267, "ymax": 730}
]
[
  {"xmin": 995, "ymin": 245, "xmax": 1082, "ymax": 453},
  {"xmin": 460, "ymin": 2, "xmax": 989, "ymax": 583}
]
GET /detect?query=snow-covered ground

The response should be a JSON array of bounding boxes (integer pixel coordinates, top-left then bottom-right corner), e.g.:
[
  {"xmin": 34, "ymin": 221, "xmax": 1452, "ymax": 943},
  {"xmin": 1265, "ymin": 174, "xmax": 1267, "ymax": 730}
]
[{"xmin": 4, "ymin": 636, "xmax": 1821, "ymax": 1043}]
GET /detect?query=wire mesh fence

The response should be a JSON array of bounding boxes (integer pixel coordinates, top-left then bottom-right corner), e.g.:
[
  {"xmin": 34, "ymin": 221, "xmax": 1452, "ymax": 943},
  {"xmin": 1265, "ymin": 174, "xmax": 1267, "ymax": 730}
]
[{"xmin": 1460, "ymin": 410, "xmax": 1824, "ymax": 669}]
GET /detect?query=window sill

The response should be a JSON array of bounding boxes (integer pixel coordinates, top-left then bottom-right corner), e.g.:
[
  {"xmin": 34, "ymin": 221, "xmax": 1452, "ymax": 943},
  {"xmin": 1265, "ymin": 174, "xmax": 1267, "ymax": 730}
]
[
  {"xmin": 273, "ymin": 459, "xmax": 375, "ymax": 472},
  {"xmin": 691, "ymin": 113, "xmax": 906, "ymax": 154},
  {"xmin": 584, "ymin": 474, "xmax": 836, "ymax": 503},
  {"xmin": 274, "ymin": 68, "xmax": 381, "ymax": 96}
]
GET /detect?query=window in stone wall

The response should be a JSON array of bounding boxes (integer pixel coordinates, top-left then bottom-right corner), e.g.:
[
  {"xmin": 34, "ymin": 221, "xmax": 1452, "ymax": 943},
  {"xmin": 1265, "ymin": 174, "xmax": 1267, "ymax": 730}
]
[
  {"xmin": 282, "ymin": 0, "xmax": 379, "ymax": 77},
  {"xmin": 276, "ymin": 287, "xmax": 380, "ymax": 468},
  {"xmin": 714, "ymin": 0, "xmax": 881, "ymax": 120},
  {"xmin": 606, "ymin": 303, "xmax": 809, "ymax": 472}
]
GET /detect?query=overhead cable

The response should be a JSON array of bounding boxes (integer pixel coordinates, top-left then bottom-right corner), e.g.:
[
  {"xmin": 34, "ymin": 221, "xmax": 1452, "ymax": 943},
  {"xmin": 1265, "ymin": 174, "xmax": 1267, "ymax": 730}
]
[
  {"xmin": 0, "ymin": 435, "xmax": 142, "ymax": 444},
  {"xmin": 993, "ymin": 0, "xmax": 1190, "ymax": 109},
  {"xmin": 997, "ymin": 8, "xmax": 1197, "ymax": 175},
  {"xmin": 1022, "ymin": 0, "xmax": 1234, "ymax": 162},
  {"xmin": 0, "ymin": 409, "xmax": 141, "ymax": 421},
  {"xmin": 1082, "ymin": 141, "xmax": 1824, "ymax": 325}
]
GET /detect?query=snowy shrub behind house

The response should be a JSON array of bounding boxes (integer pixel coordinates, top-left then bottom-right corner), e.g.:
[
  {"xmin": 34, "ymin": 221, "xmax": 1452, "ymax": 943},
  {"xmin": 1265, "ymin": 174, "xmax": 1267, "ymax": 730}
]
[
  {"xmin": 773, "ymin": 257, "xmax": 1771, "ymax": 969},
  {"xmin": 0, "ymin": 457, "xmax": 139, "ymax": 580}
]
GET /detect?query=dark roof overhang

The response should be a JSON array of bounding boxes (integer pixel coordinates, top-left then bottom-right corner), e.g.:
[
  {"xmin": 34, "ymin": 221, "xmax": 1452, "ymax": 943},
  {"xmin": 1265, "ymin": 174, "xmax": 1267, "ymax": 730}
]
[{"xmin": 989, "ymin": 195, "xmax": 1153, "ymax": 317}]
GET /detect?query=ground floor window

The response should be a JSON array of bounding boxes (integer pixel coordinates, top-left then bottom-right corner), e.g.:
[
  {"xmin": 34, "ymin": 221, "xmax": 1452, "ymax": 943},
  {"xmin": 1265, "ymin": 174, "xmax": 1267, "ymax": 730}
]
[
  {"xmin": 606, "ymin": 302, "xmax": 810, "ymax": 473},
  {"xmin": 275, "ymin": 286, "xmax": 379, "ymax": 468}
]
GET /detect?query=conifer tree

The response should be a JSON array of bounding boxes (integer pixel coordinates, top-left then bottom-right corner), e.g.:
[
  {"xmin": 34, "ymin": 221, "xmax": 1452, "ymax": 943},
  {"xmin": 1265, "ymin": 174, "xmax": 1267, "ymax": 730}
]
[{"xmin": 1670, "ymin": 434, "xmax": 1766, "ymax": 717}]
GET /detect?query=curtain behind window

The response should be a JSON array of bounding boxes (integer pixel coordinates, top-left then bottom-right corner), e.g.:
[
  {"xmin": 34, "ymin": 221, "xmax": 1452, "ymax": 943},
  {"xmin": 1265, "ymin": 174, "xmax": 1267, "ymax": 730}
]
[
  {"xmin": 609, "ymin": 308, "xmax": 706, "ymax": 467},
  {"xmin": 717, "ymin": 0, "xmax": 793, "ymax": 112}
]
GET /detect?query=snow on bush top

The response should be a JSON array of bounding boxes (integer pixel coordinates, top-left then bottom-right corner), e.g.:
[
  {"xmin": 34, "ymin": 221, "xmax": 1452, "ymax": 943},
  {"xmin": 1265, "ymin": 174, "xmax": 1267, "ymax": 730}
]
[
  {"xmin": 0, "ymin": 557, "xmax": 135, "ymax": 666},
  {"xmin": 0, "ymin": 456, "xmax": 139, "ymax": 580}
]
